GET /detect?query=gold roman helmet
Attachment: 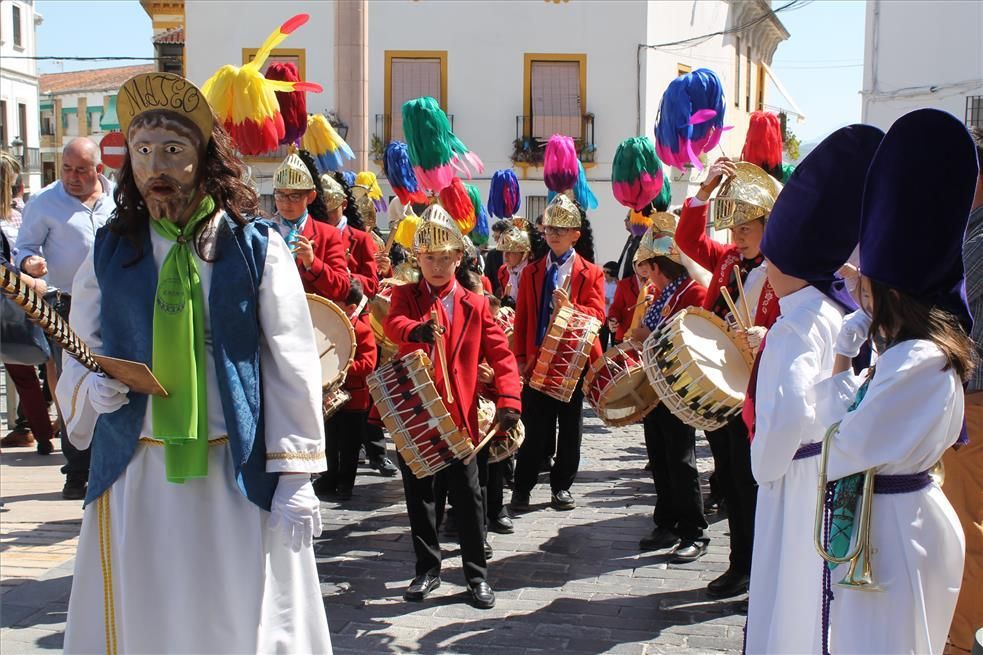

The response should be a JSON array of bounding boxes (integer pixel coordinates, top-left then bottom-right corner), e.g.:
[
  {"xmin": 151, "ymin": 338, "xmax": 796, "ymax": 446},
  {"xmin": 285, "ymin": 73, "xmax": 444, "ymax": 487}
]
[
  {"xmin": 635, "ymin": 226, "xmax": 682, "ymax": 265},
  {"xmin": 319, "ymin": 173, "xmax": 347, "ymax": 212},
  {"xmin": 273, "ymin": 152, "xmax": 315, "ymax": 190},
  {"xmin": 414, "ymin": 204, "xmax": 467, "ymax": 254},
  {"xmin": 351, "ymin": 184, "xmax": 378, "ymax": 230},
  {"xmin": 117, "ymin": 72, "xmax": 214, "ymax": 143},
  {"xmin": 710, "ymin": 162, "xmax": 783, "ymax": 231},
  {"xmin": 650, "ymin": 211, "xmax": 677, "ymax": 237},
  {"xmin": 542, "ymin": 194, "xmax": 582, "ymax": 229},
  {"xmin": 497, "ymin": 226, "xmax": 531, "ymax": 253}
]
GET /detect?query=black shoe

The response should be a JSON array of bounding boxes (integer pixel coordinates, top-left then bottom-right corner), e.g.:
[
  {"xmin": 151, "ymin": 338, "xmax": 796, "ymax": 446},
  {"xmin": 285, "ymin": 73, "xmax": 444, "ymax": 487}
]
[
  {"xmin": 403, "ymin": 573, "xmax": 441, "ymax": 601},
  {"xmin": 639, "ymin": 527, "xmax": 680, "ymax": 551},
  {"xmin": 335, "ymin": 487, "xmax": 353, "ymax": 501},
  {"xmin": 36, "ymin": 439, "xmax": 54, "ymax": 456},
  {"xmin": 670, "ymin": 539, "xmax": 708, "ymax": 563},
  {"xmin": 706, "ymin": 569, "xmax": 750, "ymax": 598},
  {"xmin": 551, "ymin": 489, "xmax": 575, "ymax": 511},
  {"xmin": 62, "ymin": 479, "xmax": 86, "ymax": 501},
  {"xmin": 369, "ymin": 457, "xmax": 398, "ymax": 477},
  {"xmin": 469, "ymin": 581, "xmax": 496, "ymax": 609},
  {"xmin": 510, "ymin": 491, "xmax": 531, "ymax": 512},
  {"xmin": 484, "ymin": 541, "xmax": 493, "ymax": 560},
  {"xmin": 488, "ymin": 516, "xmax": 514, "ymax": 534},
  {"xmin": 311, "ymin": 474, "xmax": 337, "ymax": 498}
]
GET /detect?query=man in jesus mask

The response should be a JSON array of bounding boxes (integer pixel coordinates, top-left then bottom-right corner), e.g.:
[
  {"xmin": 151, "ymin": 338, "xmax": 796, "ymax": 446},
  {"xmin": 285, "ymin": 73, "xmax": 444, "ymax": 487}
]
[{"xmin": 55, "ymin": 71, "xmax": 333, "ymax": 654}]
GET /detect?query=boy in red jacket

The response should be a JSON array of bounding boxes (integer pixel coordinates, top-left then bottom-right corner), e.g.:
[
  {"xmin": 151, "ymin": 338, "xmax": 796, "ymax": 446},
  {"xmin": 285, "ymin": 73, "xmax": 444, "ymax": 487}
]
[
  {"xmin": 511, "ymin": 194, "xmax": 606, "ymax": 512},
  {"xmin": 270, "ymin": 151, "xmax": 352, "ymax": 303},
  {"xmin": 313, "ymin": 283, "xmax": 377, "ymax": 500},
  {"xmin": 673, "ymin": 157, "xmax": 783, "ymax": 598},
  {"xmin": 384, "ymin": 204, "xmax": 521, "ymax": 610},
  {"xmin": 628, "ymin": 229, "xmax": 709, "ymax": 565}
]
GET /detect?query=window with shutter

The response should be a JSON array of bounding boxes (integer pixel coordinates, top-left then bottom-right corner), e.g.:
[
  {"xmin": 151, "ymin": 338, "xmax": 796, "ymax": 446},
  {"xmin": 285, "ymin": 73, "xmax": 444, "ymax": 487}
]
[{"xmin": 529, "ymin": 60, "xmax": 581, "ymax": 140}]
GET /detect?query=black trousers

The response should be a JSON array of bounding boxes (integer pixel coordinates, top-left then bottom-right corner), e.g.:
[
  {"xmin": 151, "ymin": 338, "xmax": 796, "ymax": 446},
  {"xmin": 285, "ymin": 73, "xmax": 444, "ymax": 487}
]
[
  {"xmin": 706, "ymin": 417, "xmax": 757, "ymax": 573},
  {"xmin": 515, "ymin": 384, "xmax": 583, "ymax": 494},
  {"xmin": 324, "ymin": 410, "xmax": 367, "ymax": 491},
  {"xmin": 478, "ymin": 452, "xmax": 508, "ymax": 522},
  {"xmin": 361, "ymin": 346, "xmax": 390, "ymax": 462},
  {"xmin": 397, "ymin": 453, "xmax": 487, "ymax": 586},
  {"xmin": 47, "ymin": 294, "xmax": 89, "ymax": 483},
  {"xmin": 643, "ymin": 403, "xmax": 707, "ymax": 540}
]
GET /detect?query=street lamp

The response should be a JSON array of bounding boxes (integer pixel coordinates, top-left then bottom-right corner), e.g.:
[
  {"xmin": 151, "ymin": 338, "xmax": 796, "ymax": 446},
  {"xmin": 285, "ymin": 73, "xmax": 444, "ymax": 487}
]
[{"xmin": 10, "ymin": 136, "xmax": 24, "ymax": 165}]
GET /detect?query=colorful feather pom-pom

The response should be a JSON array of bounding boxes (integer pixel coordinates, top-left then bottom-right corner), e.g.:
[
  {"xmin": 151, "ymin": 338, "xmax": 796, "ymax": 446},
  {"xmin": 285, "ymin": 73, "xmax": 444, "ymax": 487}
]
[
  {"xmin": 392, "ymin": 212, "xmax": 421, "ymax": 250},
  {"xmin": 355, "ymin": 171, "xmax": 383, "ymax": 200},
  {"xmin": 301, "ymin": 114, "xmax": 354, "ymax": 173},
  {"xmin": 741, "ymin": 111, "xmax": 783, "ymax": 171},
  {"xmin": 543, "ymin": 135, "xmax": 579, "ymax": 193},
  {"xmin": 653, "ymin": 177, "xmax": 672, "ymax": 212},
  {"xmin": 383, "ymin": 141, "xmax": 427, "ymax": 206},
  {"xmin": 341, "ymin": 171, "xmax": 356, "ymax": 187},
  {"xmin": 438, "ymin": 177, "xmax": 476, "ymax": 235},
  {"xmin": 202, "ymin": 14, "xmax": 323, "ymax": 156},
  {"xmin": 628, "ymin": 210, "xmax": 652, "ymax": 237},
  {"xmin": 403, "ymin": 97, "xmax": 483, "ymax": 193},
  {"xmin": 487, "ymin": 169, "xmax": 521, "ymax": 219},
  {"xmin": 547, "ymin": 161, "xmax": 598, "ymax": 211},
  {"xmin": 654, "ymin": 68, "xmax": 729, "ymax": 171},
  {"xmin": 265, "ymin": 62, "xmax": 307, "ymax": 145},
  {"xmin": 466, "ymin": 183, "xmax": 491, "ymax": 246},
  {"xmin": 612, "ymin": 136, "xmax": 665, "ymax": 211}
]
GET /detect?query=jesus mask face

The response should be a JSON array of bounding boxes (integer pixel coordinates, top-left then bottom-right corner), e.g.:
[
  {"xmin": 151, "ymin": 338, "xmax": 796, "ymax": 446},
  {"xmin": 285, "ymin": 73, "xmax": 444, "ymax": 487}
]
[{"xmin": 128, "ymin": 113, "xmax": 204, "ymax": 222}]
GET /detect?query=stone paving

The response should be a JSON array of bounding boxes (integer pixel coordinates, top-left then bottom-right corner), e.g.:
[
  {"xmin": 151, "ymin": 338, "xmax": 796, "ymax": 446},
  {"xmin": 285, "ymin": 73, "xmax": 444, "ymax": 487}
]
[{"xmin": 0, "ymin": 410, "xmax": 745, "ymax": 654}]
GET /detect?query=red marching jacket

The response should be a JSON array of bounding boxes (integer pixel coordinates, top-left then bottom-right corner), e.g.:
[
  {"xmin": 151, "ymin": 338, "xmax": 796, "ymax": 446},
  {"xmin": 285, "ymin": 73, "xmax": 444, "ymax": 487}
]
[
  {"xmin": 339, "ymin": 226, "xmax": 379, "ymax": 298},
  {"xmin": 342, "ymin": 311, "xmax": 378, "ymax": 411},
  {"xmin": 674, "ymin": 198, "xmax": 779, "ymax": 329},
  {"xmin": 608, "ymin": 275, "xmax": 658, "ymax": 343},
  {"xmin": 513, "ymin": 253, "xmax": 607, "ymax": 378},
  {"xmin": 658, "ymin": 278, "xmax": 708, "ymax": 324},
  {"xmin": 384, "ymin": 280, "xmax": 522, "ymax": 444},
  {"xmin": 294, "ymin": 218, "xmax": 351, "ymax": 304}
]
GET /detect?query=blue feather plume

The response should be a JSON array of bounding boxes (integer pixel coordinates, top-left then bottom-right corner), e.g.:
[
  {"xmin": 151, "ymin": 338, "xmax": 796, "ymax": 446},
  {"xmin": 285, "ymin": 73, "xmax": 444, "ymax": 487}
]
[{"xmin": 487, "ymin": 170, "xmax": 521, "ymax": 219}]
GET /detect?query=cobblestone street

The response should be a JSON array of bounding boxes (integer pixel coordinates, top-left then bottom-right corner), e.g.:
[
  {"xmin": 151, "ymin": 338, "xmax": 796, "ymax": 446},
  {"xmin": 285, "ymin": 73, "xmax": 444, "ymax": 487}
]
[{"xmin": 1, "ymin": 409, "xmax": 746, "ymax": 654}]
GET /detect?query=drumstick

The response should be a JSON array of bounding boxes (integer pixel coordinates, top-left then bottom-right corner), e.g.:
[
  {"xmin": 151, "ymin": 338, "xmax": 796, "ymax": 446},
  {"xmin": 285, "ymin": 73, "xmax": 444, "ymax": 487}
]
[
  {"xmin": 733, "ymin": 264, "xmax": 753, "ymax": 327},
  {"xmin": 384, "ymin": 217, "xmax": 402, "ymax": 252},
  {"xmin": 431, "ymin": 308, "xmax": 454, "ymax": 404},
  {"xmin": 719, "ymin": 286, "xmax": 748, "ymax": 331},
  {"xmin": 463, "ymin": 422, "xmax": 501, "ymax": 465}
]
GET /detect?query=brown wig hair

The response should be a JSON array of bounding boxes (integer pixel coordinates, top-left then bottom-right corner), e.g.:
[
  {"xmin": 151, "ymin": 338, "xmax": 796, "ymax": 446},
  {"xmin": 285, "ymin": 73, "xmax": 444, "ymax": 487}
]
[
  {"xmin": 654, "ymin": 256, "xmax": 687, "ymax": 281},
  {"xmin": 868, "ymin": 278, "xmax": 976, "ymax": 381},
  {"xmin": 109, "ymin": 111, "xmax": 259, "ymax": 259}
]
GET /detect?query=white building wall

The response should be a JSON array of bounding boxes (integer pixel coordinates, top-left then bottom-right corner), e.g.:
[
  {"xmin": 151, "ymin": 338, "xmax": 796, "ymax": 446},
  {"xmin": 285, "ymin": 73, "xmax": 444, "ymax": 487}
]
[
  {"xmin": 0, "ymin": 0, "xmax": 42, "ymax": 192},
  {"xmin": 184, "ymin": 0, "xmax": 336, "ymax": 197},
  {"xmin": 862, "ymin": 0, "xmax": 983, "ymax": 129},
  {"xmin": 369, "ymin": 0, "xmax": 648, "ymax": 265}
]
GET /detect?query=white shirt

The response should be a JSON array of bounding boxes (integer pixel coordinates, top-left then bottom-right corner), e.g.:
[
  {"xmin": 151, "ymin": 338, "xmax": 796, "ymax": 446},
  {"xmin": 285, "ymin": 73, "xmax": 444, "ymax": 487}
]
[
  {"xmin": 549, "ymin": 249, "xmax": 576, "ymax": 292},
  {"xmin": 427, "ymin": 281, "xmax": 457, "ymax": 325},
  {"xmin": 506, "ymin": 260, "xmax": 527, "ymax": 301}
]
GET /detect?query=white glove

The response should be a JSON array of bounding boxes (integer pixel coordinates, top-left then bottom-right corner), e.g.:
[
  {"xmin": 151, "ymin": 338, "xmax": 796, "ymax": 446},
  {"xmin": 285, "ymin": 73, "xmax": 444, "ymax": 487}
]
[
  {"xmin": 86, "ymin": 374, "xmax": 130, "ymax": 414},
  {"xmin": 269, "ymin": 474, "xmax": 322, "ymax": 551},
  {"xmin": 835, "ymin": 310, "xmax": 872, "ymax": 357},
  {"xmin": 742, "ymin": 326, "xmax": 767, "ymax": 354}
]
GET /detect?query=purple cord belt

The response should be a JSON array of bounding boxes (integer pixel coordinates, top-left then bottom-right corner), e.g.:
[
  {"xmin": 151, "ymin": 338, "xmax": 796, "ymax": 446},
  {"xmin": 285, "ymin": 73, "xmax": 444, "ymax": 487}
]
[
  {"xmin": 793, "ymin": 441, "xmax": 822, "ymax": 460},
  {"xmin": 873, "ymin": 471, "xmax": 932, "ymax": 494}
]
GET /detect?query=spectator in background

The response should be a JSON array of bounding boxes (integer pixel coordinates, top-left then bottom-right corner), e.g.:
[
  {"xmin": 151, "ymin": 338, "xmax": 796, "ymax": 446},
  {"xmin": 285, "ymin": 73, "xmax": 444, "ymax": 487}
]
[
  {"xmin": 15, "ymin": 137, "xmax": 116, "ymax": 500},
  {"xmin": 600, "ymin": 261, "xmax": 619, "ymax": 350},
  {"xmin": 616, "ymin": 214, "xmax": 642, "ymax": 279},
  {"xmin": 1, "ymin": 152, "xmax": 54, "ymax": 455},
  {"xmin": 943, "ymin": 125, "xmax": 983, "ymax": 655},
  {"xmin": 484, "ymin": 220, "xmax": 510, "ymax": 297}
]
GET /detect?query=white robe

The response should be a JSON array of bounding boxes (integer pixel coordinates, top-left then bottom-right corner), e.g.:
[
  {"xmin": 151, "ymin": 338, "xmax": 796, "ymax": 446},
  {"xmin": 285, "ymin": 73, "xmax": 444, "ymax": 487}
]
[
  {"xmin": 56, "ymin": 217, "xmax": 333, "ymax": 654},
  {"xmin": 816, "ymin": 340, "xmax": 965, "ymax": 655},
  {"xmin": 745, "ymin": 286, "xmax": 843, "ymax": 654}
]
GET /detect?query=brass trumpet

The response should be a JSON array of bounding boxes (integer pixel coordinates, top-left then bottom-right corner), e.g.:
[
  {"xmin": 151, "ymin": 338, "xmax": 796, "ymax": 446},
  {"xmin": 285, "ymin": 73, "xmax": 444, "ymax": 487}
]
[{"xmin": 814, "ymin": 421, "xmax": 881, "ymax": 591}]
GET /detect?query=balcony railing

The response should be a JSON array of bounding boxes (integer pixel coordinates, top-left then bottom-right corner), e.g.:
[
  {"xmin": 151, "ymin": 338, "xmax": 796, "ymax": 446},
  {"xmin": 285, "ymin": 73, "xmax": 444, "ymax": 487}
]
[
  {"xmin": 967, "ymin": 95, "xmax": 983, "ymax": 129},
  {"xmin": 373, "ymin": 113, "xmax": 455, "ymax": 161},
  {"xmin": 512, "ymin": 113, "xmax": 596, "ymax": 166}
]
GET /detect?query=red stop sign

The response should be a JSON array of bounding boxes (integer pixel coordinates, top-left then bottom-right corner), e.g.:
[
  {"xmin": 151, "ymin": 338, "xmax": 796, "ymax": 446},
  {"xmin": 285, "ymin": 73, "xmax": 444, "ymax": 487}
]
[{"xmin": 100, "ymin": 131, "xmax": 127, "ymax": 169}]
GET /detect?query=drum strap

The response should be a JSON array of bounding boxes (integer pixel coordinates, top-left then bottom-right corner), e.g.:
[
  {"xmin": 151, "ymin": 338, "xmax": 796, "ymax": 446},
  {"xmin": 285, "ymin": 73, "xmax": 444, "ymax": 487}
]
[{"xmin": 537, "ymin": 250, "xmax": 574, "ymax": 346}]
